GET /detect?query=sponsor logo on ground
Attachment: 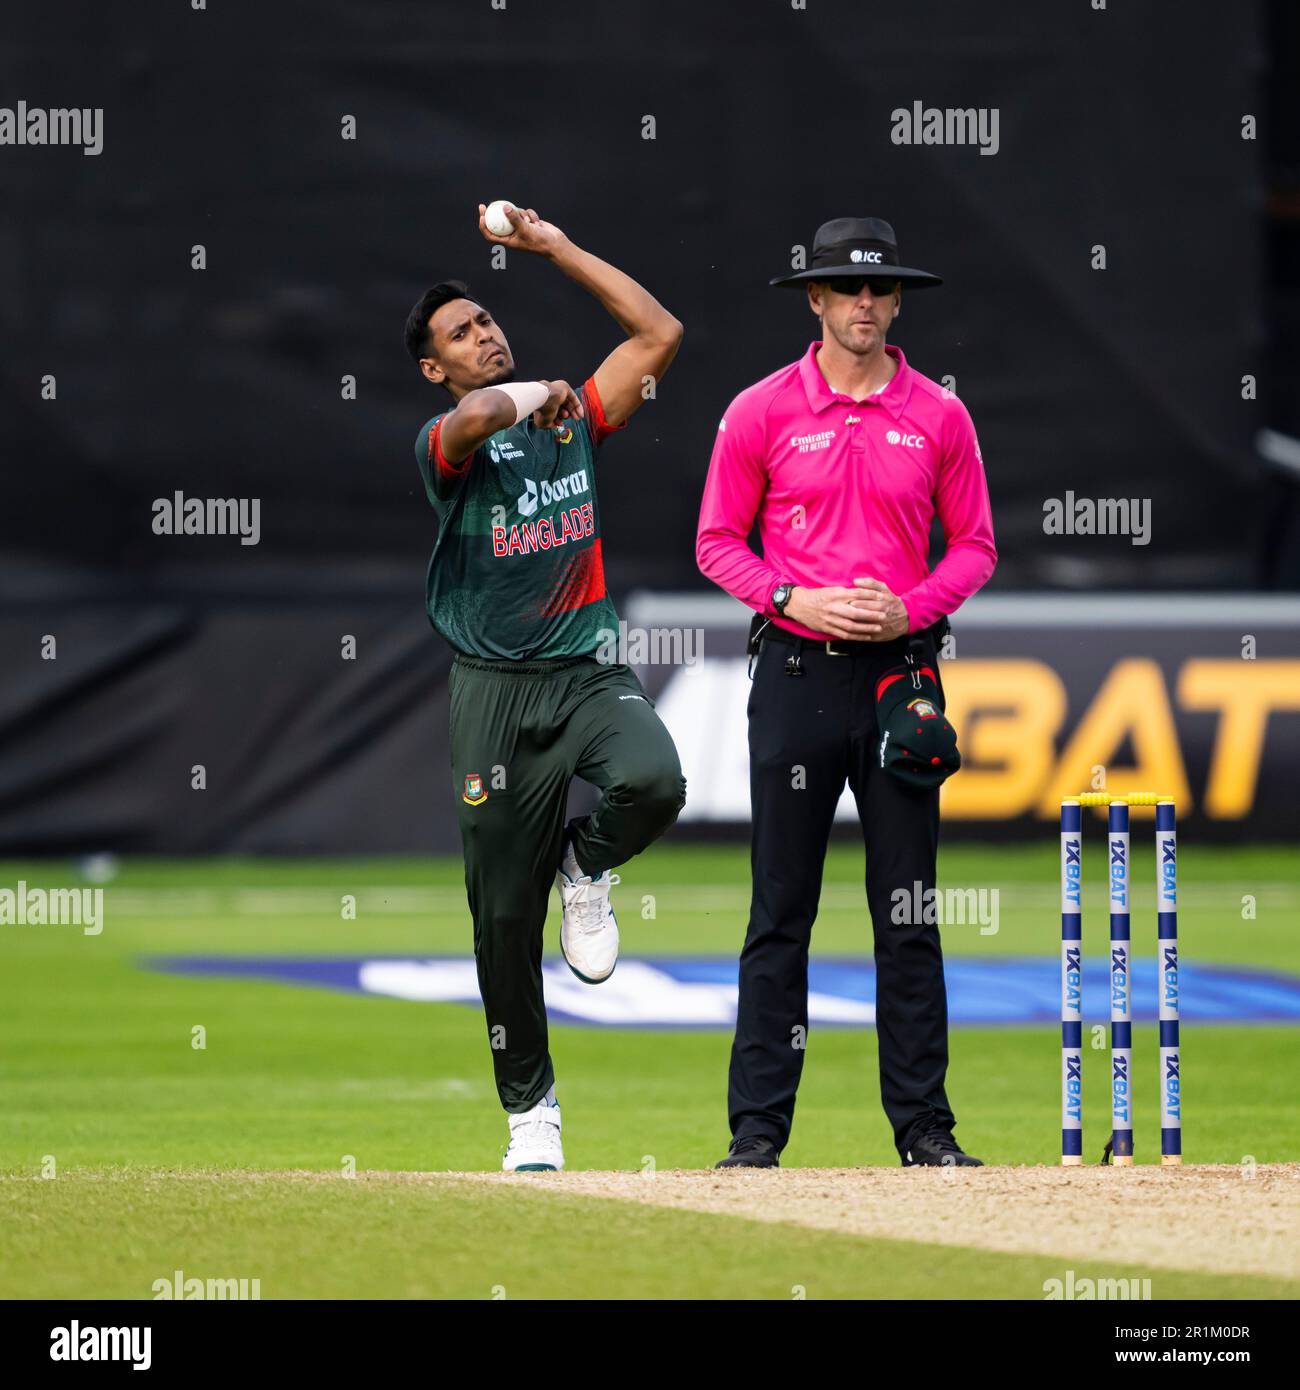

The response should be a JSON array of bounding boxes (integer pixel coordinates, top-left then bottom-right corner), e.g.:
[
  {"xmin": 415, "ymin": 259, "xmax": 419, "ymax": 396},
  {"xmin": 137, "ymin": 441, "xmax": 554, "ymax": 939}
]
[{"xmin": 147, "ymin": 956, "xmax": 1300, "ymax": 1030}]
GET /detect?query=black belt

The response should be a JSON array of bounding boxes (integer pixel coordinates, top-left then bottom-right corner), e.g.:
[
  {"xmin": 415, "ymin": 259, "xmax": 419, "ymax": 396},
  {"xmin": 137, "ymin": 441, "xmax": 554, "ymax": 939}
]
[{"xmin": 757, "ymin": 621, "xmax": 916, "ymax": 660}]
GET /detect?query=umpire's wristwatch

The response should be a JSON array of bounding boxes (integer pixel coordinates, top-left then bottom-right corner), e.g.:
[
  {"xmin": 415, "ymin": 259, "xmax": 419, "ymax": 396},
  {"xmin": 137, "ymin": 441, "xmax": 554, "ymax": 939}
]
[{"xmin": 771, "ymin": 583, "xmax": 795, "ymax": 618}]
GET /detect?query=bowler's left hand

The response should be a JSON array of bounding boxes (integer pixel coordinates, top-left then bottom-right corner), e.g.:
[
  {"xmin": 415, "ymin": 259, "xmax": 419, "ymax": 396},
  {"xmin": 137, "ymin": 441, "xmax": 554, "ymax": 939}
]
[{"xmin": 850, "ymin": 578, "xmax": 911, "ymax": 640}]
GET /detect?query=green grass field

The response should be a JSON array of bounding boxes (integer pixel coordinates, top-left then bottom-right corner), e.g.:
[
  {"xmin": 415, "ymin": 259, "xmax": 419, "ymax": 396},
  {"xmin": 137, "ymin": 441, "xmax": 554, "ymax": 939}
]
[{"xmin": 1, "ymin": 840, "xmax": 1297, "ymax": 1299}]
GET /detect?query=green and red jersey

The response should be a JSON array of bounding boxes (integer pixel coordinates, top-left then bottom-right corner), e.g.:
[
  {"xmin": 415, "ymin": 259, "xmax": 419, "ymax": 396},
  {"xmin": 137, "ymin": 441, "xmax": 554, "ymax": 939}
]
[{"xmin": 414, "ymin": 377, "xmax": 624, "ymax": 660}]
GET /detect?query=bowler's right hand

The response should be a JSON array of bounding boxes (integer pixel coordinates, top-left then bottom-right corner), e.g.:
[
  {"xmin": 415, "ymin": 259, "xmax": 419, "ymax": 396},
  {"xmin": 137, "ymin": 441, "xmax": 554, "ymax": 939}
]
[{"xmin": 533, "ymin": 379, "xmax": 584, "ymax": 430}]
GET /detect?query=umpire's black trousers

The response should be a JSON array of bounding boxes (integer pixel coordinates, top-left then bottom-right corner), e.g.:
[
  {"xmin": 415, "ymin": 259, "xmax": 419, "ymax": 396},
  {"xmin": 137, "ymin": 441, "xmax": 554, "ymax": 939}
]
[{"xmin": 728, "ymin": 624, "xmax": 955, "ymax": 1160}]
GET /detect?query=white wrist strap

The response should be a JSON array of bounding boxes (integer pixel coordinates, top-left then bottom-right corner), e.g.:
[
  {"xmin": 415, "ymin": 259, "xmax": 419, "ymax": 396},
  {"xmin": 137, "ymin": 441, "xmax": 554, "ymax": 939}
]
[{"xmin": 490, "ymin": 381, "xmax": 550, "ymax": 426}]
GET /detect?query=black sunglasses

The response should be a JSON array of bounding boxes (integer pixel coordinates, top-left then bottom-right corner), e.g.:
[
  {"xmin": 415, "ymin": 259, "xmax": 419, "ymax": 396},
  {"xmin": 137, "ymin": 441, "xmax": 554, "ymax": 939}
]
[{"xmin": 823, "ymin": 276, "xmax": 901, "ymax": 297}]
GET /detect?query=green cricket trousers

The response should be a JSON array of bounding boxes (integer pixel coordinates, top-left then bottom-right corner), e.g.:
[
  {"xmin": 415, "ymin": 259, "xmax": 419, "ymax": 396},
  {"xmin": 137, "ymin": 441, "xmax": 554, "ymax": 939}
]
[{"xmin": 448, "ymin": 654, "xmax": 686, "ymax": 1112}]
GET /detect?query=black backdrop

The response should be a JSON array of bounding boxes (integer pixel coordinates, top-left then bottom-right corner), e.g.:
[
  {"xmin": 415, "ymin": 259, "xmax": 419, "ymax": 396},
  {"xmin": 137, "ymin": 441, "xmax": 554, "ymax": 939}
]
[
  {"xmin": 3, "ymin": 0, "xmax": 1267, "ymax": 587},
  {"xmin": 0, "ymin": 0, "xmax": 1275, "ymax": 852}
]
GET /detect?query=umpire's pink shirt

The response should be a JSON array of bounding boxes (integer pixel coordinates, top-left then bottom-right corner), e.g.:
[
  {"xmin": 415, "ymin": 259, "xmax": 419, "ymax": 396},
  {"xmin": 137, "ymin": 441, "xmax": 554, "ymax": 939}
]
[{"xmin": 696, "ymin": 342, "xmax": 997, "ymax": 638}]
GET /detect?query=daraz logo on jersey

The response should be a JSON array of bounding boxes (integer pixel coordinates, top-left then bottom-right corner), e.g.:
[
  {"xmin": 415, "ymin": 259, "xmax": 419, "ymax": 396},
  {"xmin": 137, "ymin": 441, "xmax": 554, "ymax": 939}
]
[
  {"xmin": 517, "ymin": 479, "xmax": 540, "ymax": 517},
  {"xmin": 515, "ymin": 470, "xmax": 589, "ymax": 518}
]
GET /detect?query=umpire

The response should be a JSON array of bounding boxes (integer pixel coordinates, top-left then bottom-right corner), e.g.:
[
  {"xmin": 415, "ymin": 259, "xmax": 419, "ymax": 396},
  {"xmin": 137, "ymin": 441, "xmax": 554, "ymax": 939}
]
[{"xmin": 695, "ymin": 217, "xmax": 997, "ymax": 1168}]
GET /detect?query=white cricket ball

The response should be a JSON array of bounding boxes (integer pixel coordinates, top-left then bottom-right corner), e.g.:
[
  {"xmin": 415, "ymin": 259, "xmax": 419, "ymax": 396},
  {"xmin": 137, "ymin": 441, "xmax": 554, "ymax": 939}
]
[{"xmin": 484, "ymin": 200, "xmax": 516, "ymax": 236}]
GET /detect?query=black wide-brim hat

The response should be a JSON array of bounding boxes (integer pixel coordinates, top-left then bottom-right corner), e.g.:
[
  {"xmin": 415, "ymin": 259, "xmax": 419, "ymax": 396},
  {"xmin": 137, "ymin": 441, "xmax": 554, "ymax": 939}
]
[{"xmin": 771, "ymin": 217, "xmax": 942, "ymax": 289}]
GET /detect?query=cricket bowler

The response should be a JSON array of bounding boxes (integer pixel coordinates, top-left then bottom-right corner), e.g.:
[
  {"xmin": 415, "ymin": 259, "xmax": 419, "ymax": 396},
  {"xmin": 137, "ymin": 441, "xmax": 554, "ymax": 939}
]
[
  {"xmin": 405, "ymin": 205, "xmax": 686, "ymax": 1171},
  {"xmin": 696, "ymin": 217, "xmax": 997, "ymax": 1169}
]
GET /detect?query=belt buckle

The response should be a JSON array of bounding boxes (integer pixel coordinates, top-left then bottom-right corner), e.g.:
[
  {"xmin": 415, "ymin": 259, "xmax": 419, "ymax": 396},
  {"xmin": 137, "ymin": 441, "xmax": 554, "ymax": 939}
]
[{"xmin": 826, "ymin": 640, "xmax": 847, "ymax": 657}]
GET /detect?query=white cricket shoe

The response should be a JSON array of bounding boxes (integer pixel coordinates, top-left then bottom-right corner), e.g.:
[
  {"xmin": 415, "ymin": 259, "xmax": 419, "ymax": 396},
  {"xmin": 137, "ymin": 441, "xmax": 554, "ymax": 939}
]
[
  {"xmin": 503, "ymin": 1099, "xmax": 564, "ymax": 1172},
  {"xmin": 556, "ymin": 840, "xmax": 620, "ymax": 984}
]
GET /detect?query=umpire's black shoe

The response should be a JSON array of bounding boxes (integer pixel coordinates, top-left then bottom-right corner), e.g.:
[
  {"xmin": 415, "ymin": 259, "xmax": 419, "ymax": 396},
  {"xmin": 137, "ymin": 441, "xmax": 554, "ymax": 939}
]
[
  {"xmin": 902, "ymin": 1122, "xmax": 983, "ymax": 1168},
  {"xmin": 716, "ymin": 1135, "xmax": 780, "ymax": 1169}
]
